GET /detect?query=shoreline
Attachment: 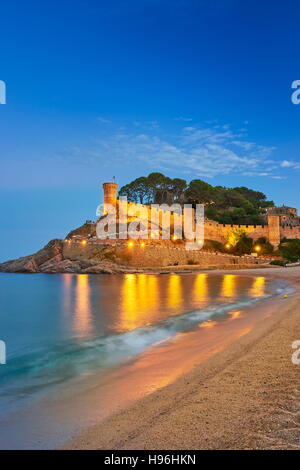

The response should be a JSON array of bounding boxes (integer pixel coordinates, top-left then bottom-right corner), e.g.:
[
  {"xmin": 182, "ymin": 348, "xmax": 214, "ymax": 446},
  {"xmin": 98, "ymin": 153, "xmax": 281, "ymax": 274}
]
[
  {"xmin": 63, "ymin": 267, "xmax": 300, "ymax": 450},
  {"xmin": 0, "ymin": 238, "xmax": 272, "ymax": 275},
  {"xmin": 0, "ymin": 261, "xmax": 274, "ymax": 276}
]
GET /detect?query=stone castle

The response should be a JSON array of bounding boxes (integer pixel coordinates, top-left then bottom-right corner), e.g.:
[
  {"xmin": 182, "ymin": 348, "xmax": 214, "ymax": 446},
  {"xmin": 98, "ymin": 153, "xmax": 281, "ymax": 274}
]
[
  {"xmin": 101, "ymin": 181, "xmax": 300, "ymax": 249},
  {"xmin": 3, "ymin": 181, "xmax": 300, "ymax": 273}
]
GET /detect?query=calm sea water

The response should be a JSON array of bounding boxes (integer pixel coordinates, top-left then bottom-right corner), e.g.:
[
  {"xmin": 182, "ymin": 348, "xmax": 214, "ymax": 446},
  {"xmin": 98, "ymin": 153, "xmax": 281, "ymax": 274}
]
[{"xmin": 0, "ymin": 272, "xmax": 290, "ymax": 448}]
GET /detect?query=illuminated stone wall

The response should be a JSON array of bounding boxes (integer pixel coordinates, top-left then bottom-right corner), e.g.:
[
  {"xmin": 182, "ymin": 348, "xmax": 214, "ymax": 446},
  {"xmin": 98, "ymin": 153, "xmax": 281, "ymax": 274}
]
[
  {"xmin": 280, "ymin": 225, "xmax": 300, "ymax": 240},
  {"xmin": 63, "ymin": 242, "xmax": 268, "ymax": 268},
  {"xmin": 204, "ymin": 220, "xmax": 269, "ymax": 244},
  {"xmin": 101, "ymin": 186, "xmax": 300, "ymax": 250}
]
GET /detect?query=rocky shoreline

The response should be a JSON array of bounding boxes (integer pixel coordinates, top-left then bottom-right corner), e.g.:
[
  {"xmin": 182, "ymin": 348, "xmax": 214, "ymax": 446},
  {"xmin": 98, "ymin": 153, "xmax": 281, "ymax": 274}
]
[
  {"xmin": 0, "ymin": 240, "xmax": 137, "ymax": 274},
  {"xmin": 0, "ymin": 239, "xmax": 274, "ymax": 275}
]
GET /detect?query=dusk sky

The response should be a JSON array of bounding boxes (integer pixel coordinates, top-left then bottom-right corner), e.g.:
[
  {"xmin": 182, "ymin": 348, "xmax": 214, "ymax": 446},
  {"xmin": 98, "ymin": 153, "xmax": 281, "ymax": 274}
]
[{"xmin": 1, "ymin": 0, "xmax": 300, "ymax": 260}]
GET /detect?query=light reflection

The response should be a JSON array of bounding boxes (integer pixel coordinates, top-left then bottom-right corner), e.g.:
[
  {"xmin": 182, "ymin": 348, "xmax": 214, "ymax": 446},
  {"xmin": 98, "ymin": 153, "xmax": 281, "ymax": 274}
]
[
  {"xmin": 228, "ymin": 310, "xmax": 243, "ymax": 320},
  {"xmin": 193, "ymin": 274, "xmax": 208, "ymax": 304},
  {"xmin": 120, "ymin": 274, "xmax": 138, "ymax": 330},
  {"xmin": 119, "ymin": 274, "xmax": 160, "ymax": 331},
  {"xmin": 221, "ymin": 274, "xmax": 237, "ymax": 298},
  {"xmin": 199, "ymin": 320, "xmax": 218, "ymax": 329},
  {"xmin": 73, "ymin": 275, "xmax": 92, "ymax": 337},
  {"xmin": 62, "ymin": 274, "xmax": 73, "ymax": 312},
  {"xmin": 238, "ymin": 327, "xmax": 252, "ymax": 338},
  {"xmin": 249, "ymin": 277, "xmax": 266, "ymax": 298},
  {"xmin": 146, "ymin": 275, "xmax": 159, "ymax": 310},
  {"xmin": 167, "ymin": 274, "xmax": 182, "ymax": 309}
]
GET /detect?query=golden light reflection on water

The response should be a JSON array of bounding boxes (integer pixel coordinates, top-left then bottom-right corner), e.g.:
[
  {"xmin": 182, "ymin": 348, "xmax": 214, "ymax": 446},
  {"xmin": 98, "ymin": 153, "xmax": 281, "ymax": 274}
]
[
  {"xmin": 249, "ymin": 277, "xmax": 266, "ymax": 298},
  {"xmin": 73, "ymin": 275, "xmax": 92, "ymax": 337},
  {"xmin": 167, "ymin": 274, "xmax": 182, "ymax": 309},
  {"xmin": 221, "ymin": 274, "xmax": 237, "ymax": 298},
  {"xmin": 119, "ymin": 274, "xmax": 160, "ymax": 330},
  {"xmin": 121, "ymin": 274, "xmax": 137, "ymax": 323},
  {"xmin": 62, "ymin": 273, "xmax": 268, "ymax": 338},
  {"xmin": 147, "ymin": 275, "xmax": 159, "ymax": 309},
  {"xmin": 193, "ymin": 274, "xmax": 208, "ymax": 305}
]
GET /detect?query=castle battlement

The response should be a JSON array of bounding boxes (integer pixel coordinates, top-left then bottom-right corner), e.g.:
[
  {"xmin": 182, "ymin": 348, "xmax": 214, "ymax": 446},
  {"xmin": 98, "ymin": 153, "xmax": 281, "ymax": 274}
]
[{"xmin": 101, "ymin": 181, "xmax": 300, "ymax": 248}]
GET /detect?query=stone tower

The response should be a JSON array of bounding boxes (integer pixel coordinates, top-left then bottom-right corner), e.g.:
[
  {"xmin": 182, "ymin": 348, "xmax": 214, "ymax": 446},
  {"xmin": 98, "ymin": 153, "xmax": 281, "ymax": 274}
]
[
  {"xmin": 103, "ymin": 181, "xmax": 118, "ymax": 212},
  {"xmin": 267, "ymin": 215, "xmax": 280, "ymax": 248}
]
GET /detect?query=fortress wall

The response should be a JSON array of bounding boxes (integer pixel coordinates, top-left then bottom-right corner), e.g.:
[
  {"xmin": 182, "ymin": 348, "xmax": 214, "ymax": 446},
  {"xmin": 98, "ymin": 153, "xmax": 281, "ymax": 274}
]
[
  {"xmin": 124, "ymin": 201, "xmax": 271, "ymax": 244},
  {"xmin": 63, "ymin": 243, "xmax": 116, "ymax": 263},
  {"xmin": 117, "ymin": 200, "xmax": 298, "ymax": 247},
  {"xmin": 280, "ymin": 225, "xmax": 300, "ymax": 240},
  {"xmin": 107, "ymin": 185, "xmax": 300, "ymax": 248},
  {"xmin": 114, "ymin": 245, "xmax": 266, "ymax": 267},
  {"xmin": 204, "ymin": 221, "xmax": 268, "ymax": 244},
  {"xmin": 205, "ymin": 218, "xmax": 300, "ymax": 245},
  {"xmin": 63, "ymin": 242, "xmax": 267, "ymax": 268}
]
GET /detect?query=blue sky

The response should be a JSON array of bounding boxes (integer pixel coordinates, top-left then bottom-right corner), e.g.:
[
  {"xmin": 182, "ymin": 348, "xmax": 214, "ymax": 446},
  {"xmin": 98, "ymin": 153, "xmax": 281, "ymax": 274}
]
[{"xmin": 1, "ymin": 0, "xmax": 300, "ymax": 260}]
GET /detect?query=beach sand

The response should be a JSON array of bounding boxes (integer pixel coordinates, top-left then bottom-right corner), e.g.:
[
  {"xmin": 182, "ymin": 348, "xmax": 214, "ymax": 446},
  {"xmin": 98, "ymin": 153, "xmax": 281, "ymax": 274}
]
[{"xmin": 64, "ymin": 267, "xmax": 300, "ymax": 450}]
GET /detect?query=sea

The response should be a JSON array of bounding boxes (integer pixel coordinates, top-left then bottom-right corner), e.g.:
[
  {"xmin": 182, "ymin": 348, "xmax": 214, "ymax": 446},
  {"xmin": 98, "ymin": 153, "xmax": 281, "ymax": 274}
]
[{"xmin": 0, "ymin": 272, "xmax": 292, "ymax": 448}]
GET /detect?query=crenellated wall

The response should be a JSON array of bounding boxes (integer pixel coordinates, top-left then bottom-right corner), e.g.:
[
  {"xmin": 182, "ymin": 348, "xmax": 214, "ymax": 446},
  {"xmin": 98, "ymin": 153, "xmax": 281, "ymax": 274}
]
[
  {"xmin": 204, "ymin": 216, "xmax": 300, "ymax": 248},
  {"xmin": 101, "ymin": 183, "xmax": 300, "ymax": 248},
  {"xmin": 204, "ymin": 220, "xmax": 269, "ymax": 244},
  {"xmin": 280, "ymin": 225, "xmax": 300, "ymax": 240}
]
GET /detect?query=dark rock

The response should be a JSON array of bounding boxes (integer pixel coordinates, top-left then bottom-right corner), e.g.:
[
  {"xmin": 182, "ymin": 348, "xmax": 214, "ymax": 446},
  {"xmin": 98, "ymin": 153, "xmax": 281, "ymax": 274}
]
[
  {"xmin": 66, "ymin": 222, "xmax": 96, "ymax": 240},
  {"xmin": 39, "ymin": 254, "xmax": 64, "ymax": 271},
  {"xmin": 0, "ymin": 239, "xmax": 63, "ymax": 273},
  {"xmin": 81, "ymin": 261, "xmax": 127, "ymax": 274},
  {"xmin": 41, "ymin": 260, "xmax": 81, "ymax": 273}
]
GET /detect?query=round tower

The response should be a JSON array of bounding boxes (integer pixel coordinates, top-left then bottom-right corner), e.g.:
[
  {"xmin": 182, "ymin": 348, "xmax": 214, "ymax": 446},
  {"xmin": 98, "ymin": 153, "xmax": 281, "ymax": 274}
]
[{"xmin": 103, "ymin": 181, "xmax": 118, "ymax": 212}]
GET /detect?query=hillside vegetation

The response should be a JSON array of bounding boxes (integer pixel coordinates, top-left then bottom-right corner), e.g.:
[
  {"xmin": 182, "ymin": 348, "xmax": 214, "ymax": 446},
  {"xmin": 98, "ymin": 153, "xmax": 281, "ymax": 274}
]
[{"xmin": 119, "ymin": 172, "xmax": 274, "ymax": 225}]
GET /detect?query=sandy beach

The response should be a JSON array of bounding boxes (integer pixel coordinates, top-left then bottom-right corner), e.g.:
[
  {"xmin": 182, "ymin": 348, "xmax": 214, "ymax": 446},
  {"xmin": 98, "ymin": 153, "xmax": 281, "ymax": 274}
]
[{"xmin": 63, "ymin": 267, "xmax": 300, "ymax": 450}]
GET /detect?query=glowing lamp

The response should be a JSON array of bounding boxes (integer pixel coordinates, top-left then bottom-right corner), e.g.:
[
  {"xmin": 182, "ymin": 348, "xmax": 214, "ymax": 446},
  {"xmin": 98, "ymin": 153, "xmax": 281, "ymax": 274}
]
[
  {"xmin": 255, "ymin": 245, "xmax": 261, "ymax": 253},
  {"xmin": 81, "ymin": 240, "xmax": 87, "ymax": 246},
  {"xmin": 225, "ymin": 243, "xmax": 231, "ymax": 249},
  {"xmin": 140, "ymin": 242, "xmax": 145, "ymax": 247},
  {"xmin": 128, "ymin": 241, "xmax": 134, "ymax": 247}
]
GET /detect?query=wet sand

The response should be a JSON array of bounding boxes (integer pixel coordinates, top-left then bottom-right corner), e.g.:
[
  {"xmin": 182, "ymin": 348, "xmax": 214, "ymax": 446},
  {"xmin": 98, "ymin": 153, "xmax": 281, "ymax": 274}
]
[{"xmin": 64, "ymin": 267, "xmax": 300, "ymax": 450}]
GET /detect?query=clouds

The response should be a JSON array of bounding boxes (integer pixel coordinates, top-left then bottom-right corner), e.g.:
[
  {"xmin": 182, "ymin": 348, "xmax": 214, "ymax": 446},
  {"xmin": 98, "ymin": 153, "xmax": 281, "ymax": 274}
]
[
  {"xmin": 281, "ymin": 160, "xmax": 300, "ymax": 170},
  {"xmin": 4, "ymin": 119, "xmax": 297, "ymax": 191},
  {"xmin": 97, "ymin": 116, "xmax": 111, "ymax": 124},
  {"xmin": 90, "ymin": 122, "xmax": 291, "ymax": 179},
  {"xmin": 54, "ymin": 120, "xmax": 299, "ymax": 184}
]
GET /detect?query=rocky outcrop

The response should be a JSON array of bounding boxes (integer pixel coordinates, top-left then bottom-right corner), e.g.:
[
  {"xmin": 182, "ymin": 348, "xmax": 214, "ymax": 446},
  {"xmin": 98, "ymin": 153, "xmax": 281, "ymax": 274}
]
[
  {"xmin": 0, "ymin": 240, "xmax": 134, "ymax": 274},
  {"xmin": 81, "ymin": 261, "xmax": 132, "ymax": 274},
  {"xmin": 0, "ymin": 239, "xmax": 63, "ymax": 273},
  {"xmin": 40, "ymin": 259, "xmax": 81, "ymax": 273},
  {"xmin": 0, "ymin": 236, "xmax": 272, "ymax": 275},
  {"xmin": 66, "ymin": 222, "xmax": 96, "ymax": 240}
]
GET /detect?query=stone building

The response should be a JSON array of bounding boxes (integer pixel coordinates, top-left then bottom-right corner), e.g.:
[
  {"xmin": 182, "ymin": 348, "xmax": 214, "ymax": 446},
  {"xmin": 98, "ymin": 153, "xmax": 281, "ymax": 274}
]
[
  {"xmin": 69, "ymin": 182, "xmax": 300, "ymax": 250},
  {"xmin": 265, "ymin": 205, "xmax": 300, "ymax": 226}
]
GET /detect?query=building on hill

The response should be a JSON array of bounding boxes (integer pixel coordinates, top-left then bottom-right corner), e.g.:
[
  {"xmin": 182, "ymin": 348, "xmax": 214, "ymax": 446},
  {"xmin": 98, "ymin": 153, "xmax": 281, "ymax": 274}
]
[
  {"xmin": 66, "ymin": 182, "xmax": 300, "ymax": 250},
  {"xmin": 265, "ymin": 205, "xmax": 300, "ymax": 226},
  {"xmin": 100, "ymin": 182, "xmax": 300, "ymax": 248}
]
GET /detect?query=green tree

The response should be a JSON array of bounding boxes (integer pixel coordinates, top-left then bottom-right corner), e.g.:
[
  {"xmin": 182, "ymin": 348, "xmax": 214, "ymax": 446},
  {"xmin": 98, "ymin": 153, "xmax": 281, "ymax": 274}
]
[
  {"xmin": 232, "ymin": 234, "xmax": 253, "ymax": 255},
  {"xmin": 279, "ymin": 240, "xmax": 300, "ymax": 262},
  {"xmin": 185, "ymin": 180, "xmax": 215, "ymax": 204},
  {"xmin": 120, "ymin": 174, "xmax": 274, "ymax": 226}
]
